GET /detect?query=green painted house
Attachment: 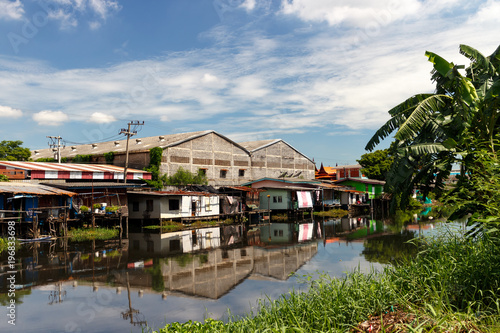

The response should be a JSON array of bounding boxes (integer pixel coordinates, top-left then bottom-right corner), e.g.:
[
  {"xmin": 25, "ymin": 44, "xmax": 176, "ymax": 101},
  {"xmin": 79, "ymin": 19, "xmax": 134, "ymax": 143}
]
[{"xmin": 334, "ymin": 178, "xmax": 385, "ymax": 199}]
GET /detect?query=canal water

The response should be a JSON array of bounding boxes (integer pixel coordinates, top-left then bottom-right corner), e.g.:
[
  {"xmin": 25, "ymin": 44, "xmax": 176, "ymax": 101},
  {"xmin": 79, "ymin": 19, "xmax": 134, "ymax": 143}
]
[{"xmin": 0, "ymin": 216, "xmax": 457, "ymax": 333}]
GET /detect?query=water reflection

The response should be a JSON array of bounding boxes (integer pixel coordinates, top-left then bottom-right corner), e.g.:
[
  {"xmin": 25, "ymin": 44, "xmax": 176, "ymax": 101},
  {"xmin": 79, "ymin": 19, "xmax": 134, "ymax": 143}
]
[{"xmin": 0, "ymin": 217, "xmax": 441, "ymax": 332}]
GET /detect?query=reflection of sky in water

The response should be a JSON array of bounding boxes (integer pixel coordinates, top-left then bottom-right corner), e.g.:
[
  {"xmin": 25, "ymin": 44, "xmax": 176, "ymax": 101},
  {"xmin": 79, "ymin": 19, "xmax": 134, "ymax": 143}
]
[
  {"xmin": 0, "ymin": 221, "xmax": 464, "ymax": 332},
  {"xmin": 0, "ymin": 239, "xmax": 386, "ymax": 333}
]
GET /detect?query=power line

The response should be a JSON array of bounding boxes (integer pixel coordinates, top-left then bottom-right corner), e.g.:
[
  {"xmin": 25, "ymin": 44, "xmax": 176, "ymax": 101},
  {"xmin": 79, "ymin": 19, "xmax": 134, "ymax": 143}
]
[
  {"xmin": 120, "ymin": 121, "xmax": 144, "ymax": 183},
  {"xmin": 47, "ymin": 136, "xmax": 63, "ymax": 163}
]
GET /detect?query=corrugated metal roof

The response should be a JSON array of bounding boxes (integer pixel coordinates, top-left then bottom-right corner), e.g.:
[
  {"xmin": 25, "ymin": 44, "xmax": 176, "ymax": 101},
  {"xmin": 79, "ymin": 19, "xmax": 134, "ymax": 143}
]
[
  {"xmin": 0, "ymin": 161, "xmax": 151, "ymax": 180},
  {"xmin": 31, "ymin": 130, "xmax": 213, "ymax": 159},
  {"xmin": 45, "ymin": 182, "xmax": 145, "ymax": 189},
  {"xmin": 239, "ymin": 139, "xmax": 279, "ymax": 152},
  {"xmin": 128, "ymin": 190, "xmax": 217, "ymax": 196},
  {"xmin": 31, "ymin": 130, "xmax": 252, "ymax": 159},
  {"xmin": 239, "ymin": 139, "xmax": 314, "ymax": 164},
  {"xmin": 0, "ymin": 161, "xmax": 144, "ymax": 173},
  {"xmin": 0, "ymin": 182, "xmax": 76, "ymax": 196}
]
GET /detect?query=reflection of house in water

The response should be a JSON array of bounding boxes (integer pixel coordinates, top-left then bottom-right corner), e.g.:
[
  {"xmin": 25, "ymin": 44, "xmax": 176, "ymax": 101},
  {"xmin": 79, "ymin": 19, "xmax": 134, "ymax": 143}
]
[
  {"xmin": 129, "ymin": 227, "xmax": 222, "ymax": 255},
  {"xmin": 120, "ymin": 242, "xmax": 318, "ymax": 299}
]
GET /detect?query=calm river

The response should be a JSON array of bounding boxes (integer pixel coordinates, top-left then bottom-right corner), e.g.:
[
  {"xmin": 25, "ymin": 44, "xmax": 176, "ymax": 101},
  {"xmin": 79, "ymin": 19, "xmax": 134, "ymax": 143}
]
[{"xmin": 0, "ymin": 216, "xmax": 458, "ymax": 333}]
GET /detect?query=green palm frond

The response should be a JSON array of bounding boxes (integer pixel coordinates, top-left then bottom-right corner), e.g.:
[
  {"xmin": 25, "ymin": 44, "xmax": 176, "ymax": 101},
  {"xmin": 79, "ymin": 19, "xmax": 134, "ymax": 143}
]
[
  {"xmin": 459, "ymin": 44, "xmax": 495, "ymax": 76},
  {"xmin": 365, "ymin": 94, "xmax": 433, "ymax": 151},
  {"xmin": 401, "ymin": 143, "xmax": 451, "ymax": 155},
  {"xmin": 395, "ymin": 95, "xmax": 451, "ymax": 141}
]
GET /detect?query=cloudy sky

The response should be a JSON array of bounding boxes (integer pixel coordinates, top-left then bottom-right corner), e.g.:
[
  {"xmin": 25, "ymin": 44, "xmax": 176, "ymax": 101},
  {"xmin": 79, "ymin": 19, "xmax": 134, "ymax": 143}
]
[{"xmin": 0, "ymin": 0, "xmax": 498, "ymax": 165}]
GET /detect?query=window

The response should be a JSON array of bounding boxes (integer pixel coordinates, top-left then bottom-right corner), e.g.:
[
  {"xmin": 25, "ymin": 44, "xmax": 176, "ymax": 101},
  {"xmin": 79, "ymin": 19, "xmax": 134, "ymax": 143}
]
[
  {"xmin": 147, "ymin": 240, "xmax": 154, "ymax": 253},
  {"xmin": 169, "ymin": 239, "xmax": 181, "ymax": 251},
  {"xmin": 220, "ymin": 169, "xmax": 227, "ymax": 178},
  {"xmin": 205, "ymin": 197, "xmax": 211, "ymax": 211},
  {"xmin": 199, "ymin": 168, "xmax": 207, "ymax": 176},
  {"xmin": 169, "ymin": 199, "xmax": 180, "ymax": 211},
  {"xmin": 132, "ymin": 201, "xmax": 139, "ymax": 212},
  {"xmin": 274, "ymin": 229, "xmax": 284, "ymax": 237},
  {"xmin": 146, "ymin": 199, "xmax": 154, "ymax": 212},
  {"xmin": 273, "ymin": 196, "xmax": 282, "ymax": 203},
  {"xmin": 238, "ymin": 169, "xmax": 245, "ymax": 177}
]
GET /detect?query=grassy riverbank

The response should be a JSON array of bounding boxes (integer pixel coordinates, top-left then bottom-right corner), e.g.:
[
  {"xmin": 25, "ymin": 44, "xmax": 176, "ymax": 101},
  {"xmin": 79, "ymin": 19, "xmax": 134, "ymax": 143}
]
[
  {"xmin": 67, "ymin": 227, "xmax": 119, "ymax": 241},
  {"xmin": 154, "ymin": 230, "xmax": 500, "ymax": 332}
]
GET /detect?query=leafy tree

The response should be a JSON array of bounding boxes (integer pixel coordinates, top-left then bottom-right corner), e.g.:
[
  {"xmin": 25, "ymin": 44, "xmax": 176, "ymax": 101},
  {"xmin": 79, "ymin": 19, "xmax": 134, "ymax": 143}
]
[
  {"xmin": 0, "ymin": 174, "xmax": 9, "ymax": 182},
  {"xmin": 162, "ymin": 167, "xmax": 208, "ymax": 186},
  {"xmin": 357, "ymin": 148, "xmax": 394, "ymax": 180},
  {"xmin": 0, "ymin": 140, "xmax": 31, "ymax": 161},
  {"xmin": 366, "ymin": 44, "xmax": 500, "ymax": 210}
]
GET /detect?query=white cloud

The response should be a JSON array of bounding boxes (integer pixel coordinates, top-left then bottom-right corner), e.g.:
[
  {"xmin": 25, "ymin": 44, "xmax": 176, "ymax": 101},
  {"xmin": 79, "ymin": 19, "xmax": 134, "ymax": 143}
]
[
  {"xmin": 468, "ymin": 0, "xmax": 500, "ymax": 24},
  {"xmin": 88, "ymin": 112, "xmax": 116, "ymax": 123},
  {"xmin": 279, "ymin": 0, "xmax": 465, "ymax": 27},
  {"xmin": 0, "ymin": 0, "xmax": 24, "ymax": 20},
  {"xmin": 0, "ymin": 105, "xmax": 22, "ymax": 118},
  {"xmin": 32, "ymin": 110, "xmax": 69, "ymax": 126},
  {"xmin": 240, "ymin": 0, "xmax": 256, "ymax": 11},
  {"xmin": 202, "ymin": 73, "xmax": 219, "ymax": 83},
  {"xmin": 45, "ymin": 0, "xmax": 121, "ymax": 29}
]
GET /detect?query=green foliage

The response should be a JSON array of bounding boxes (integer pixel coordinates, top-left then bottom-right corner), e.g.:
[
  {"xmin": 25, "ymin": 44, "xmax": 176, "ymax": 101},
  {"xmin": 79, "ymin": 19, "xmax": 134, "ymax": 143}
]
[
  {"xmin": 35, "ymin": 157, "xmax": 57, "ymax": 162},
  {"xmin": 0, "ymin": 237, "xmax": 20, "ymax": 253},
  {"xmin": 366, "ymin": 43, "xmax": 500, "ymax": 211},
  {"xmin": 93, "ymin": 203, "xmax": 102, "ymax": 210},
  {"xmin": 146, "ymin": 166, "xmax": 209, "ymax": 189},
  {"xmin": 67, "ymin": 227, "xmax": 119, "ymax": 241},
  {"xmin": 103, "ymin": 151, "xmax": 114, "ymax": 164},
  {"xmin": 357, "ymin": 148, "xmax": 394, "ymax": 181},
  {"xmin": 104, "ymin": 205, "xmax": 120, "ymax": 213},
  {"xmin": 164, "ymin": 167, "xmax": 208, "ymax": 186},
  {"xmin": 445, "ymin": 147, "xmax": 500, "ymax": 226},
  {"xmin": 146, "ymin": 260, "xmax": 165, "ymax": 292},
  {"xmin": 72, "ymin": 154, "xmax": 93, "ymax": 163},
  {"xmin": 79, "ymin": 205, "xmax": 89, "ymax": 213},
  {"xmin": 149, "ymin": 147, "xmax": 163, "ymax": 166},
  {"xmin": 314, "ymin": 209, "xmax": 349, "ymax": 218},
  {"xmin": 0, "ymin": 174, "xmax": 9, "ymax": 182},
  {"xmin": 0, "ymin": 140, "xmax": 31, "ymax": 161},
  {"xmin": 144, "ymin": 147, "xmax": 164, "ymax": 189}
]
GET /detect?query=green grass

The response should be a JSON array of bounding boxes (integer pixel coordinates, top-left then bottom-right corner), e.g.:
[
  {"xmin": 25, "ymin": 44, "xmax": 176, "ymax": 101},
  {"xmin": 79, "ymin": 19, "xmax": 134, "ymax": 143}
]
[
  {"xmin": 0, "ymin": 237, "xmax": 20, "ymax": 254},
  {"xmin": 314, "ymin": 209, "xmax": 349, "ymax": 218},
  {"xmin": 152, "ymin": 230, "xmax": 500, "ymax": 332},
  {"xmin": 67, "ymin": 227, "xmax": 119, "ymax": 241}
]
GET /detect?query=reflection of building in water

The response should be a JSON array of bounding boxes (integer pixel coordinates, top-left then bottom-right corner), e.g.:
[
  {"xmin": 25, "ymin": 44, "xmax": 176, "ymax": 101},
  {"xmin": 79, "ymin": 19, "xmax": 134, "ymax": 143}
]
[
  {"xmin": 129, "ymin": 226, "xmax": 222, "ymax": 255},
  {"xmin": 119, "ymin": 242, "xmax": 318, "ymax": 299},
  {"xmin": 128, "ymin": 225, "xmax": 245, "ymax": 255}
]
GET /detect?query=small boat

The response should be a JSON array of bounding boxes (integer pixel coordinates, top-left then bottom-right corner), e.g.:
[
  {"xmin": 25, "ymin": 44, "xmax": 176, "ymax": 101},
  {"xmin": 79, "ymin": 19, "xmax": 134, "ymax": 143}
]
[{"xmin": 18, "ymin": 236, "xmax": 56, "ymax": 242}]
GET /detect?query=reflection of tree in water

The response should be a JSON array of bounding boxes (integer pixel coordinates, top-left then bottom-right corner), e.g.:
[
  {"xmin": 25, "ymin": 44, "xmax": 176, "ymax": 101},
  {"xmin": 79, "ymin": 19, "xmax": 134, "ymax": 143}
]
[
  {"xmin": 0, "ymin": 288, "xmax": 31, "ymax": 306},
  {"xmin": 361, "ymin": 230, "xmax": 419, "ymax": 264},
  {"xmin": 145, "ymin": 259, "xmax": 164, "ymax": 292}
]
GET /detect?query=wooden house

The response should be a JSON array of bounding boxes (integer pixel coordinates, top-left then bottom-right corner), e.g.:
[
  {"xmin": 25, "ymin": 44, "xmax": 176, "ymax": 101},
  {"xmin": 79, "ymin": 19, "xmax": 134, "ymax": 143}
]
[
  {"xmin": 127, "ymin": 190, "xmax": 220, "ymax": 225},
  {"xmin": 242, "ymin": 178, "xmax": 321, "ymax": 211}
]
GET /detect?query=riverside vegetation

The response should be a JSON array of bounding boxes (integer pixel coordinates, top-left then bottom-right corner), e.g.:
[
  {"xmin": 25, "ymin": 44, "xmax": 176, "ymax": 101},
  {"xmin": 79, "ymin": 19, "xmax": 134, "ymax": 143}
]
[{"xmin": 153, "ymin": 229, "xmax": 500, "ymax": 332}]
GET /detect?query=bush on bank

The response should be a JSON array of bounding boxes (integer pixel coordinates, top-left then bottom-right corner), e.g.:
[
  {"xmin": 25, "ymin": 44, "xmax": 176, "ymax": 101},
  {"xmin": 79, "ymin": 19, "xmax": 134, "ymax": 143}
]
[{"xmin": 153, "ymin": 231, "xmax": 500, "ymax": 332}]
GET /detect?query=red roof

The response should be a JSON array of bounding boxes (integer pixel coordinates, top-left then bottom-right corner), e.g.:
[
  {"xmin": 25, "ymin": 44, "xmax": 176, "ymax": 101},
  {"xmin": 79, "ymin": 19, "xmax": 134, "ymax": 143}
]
[{"xmin": 0, "ymin": 161, "xmax": 151, "ymax": 180}]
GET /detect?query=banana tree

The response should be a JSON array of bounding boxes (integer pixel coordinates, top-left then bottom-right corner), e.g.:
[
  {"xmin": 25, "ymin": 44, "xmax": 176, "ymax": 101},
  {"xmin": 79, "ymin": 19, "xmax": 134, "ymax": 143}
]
[{"xmin": 366, "ymin": 44, "xmax": 500, "ymax": 209}]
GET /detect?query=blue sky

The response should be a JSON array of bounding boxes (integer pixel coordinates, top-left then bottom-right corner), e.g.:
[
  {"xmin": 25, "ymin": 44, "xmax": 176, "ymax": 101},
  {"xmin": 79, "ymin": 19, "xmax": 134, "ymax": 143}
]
[{"xmin": 0, "ymin": 0, "xmax": 498, "ymax": 166}]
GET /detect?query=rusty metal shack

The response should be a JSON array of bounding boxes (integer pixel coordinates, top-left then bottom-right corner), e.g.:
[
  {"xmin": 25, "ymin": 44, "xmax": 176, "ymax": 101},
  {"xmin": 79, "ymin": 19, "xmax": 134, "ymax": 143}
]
[{"xmin": 0, "ymin": 182, "xmax": 76, "ymax": 237}]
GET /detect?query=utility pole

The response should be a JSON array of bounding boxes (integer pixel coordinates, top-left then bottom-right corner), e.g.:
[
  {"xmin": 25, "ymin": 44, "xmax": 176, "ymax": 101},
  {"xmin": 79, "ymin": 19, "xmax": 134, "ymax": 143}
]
[
  {"xmin": 119, "ymin": 121, "xmax": 144, "ymax": 183},
  {"xmin": 47, "ymin": 136, "xmax": 63, "ymax": 163}
]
